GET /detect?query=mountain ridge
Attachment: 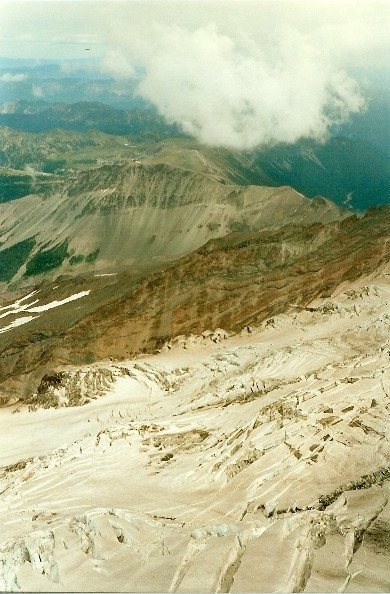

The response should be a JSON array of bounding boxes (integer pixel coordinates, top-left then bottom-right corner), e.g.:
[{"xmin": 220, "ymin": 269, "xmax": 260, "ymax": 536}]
[{"xmin": 0, "ymin": 161, "xmax": 347, "ymax": 288}]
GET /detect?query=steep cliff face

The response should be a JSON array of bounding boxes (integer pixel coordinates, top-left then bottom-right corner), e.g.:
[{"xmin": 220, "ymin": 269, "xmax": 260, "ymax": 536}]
[
  {"xmin": 1, "ymin": 207, "xmax": 389, "ymax": 402},
  {"xmin": 0, "ymin": 162, "xmax": 346, "ymax": 287}
]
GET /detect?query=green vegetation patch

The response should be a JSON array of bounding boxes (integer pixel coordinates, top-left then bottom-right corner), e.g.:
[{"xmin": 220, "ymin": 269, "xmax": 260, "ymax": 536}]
[
  {"xmin": 85, "ymin": 249, "xmax": 100, "ymax": 263},
  {"xmin": 206, "ymin": 222, "xmax": 221, "ymax": 231},
  {"xmin": 0, "ymin": 173, "xmax": 34, "ymax": 202},
  {"xmin": 0, "ymin": 237, "xmax": 36, "ymax": 282},
  {"xmin": 69, "ymin": 254, "xmax": 85, "ymax": 265},
  {"xmin": 228, "ymin": 220, "xmax": 250, "ymax": 232},
  {"xmin": 42, "ymin": 160, "xmax": 67, "ymax": 173},
  {"xmin": 25, "ymin": 240, "xmax": 69, "ymax": 277}
]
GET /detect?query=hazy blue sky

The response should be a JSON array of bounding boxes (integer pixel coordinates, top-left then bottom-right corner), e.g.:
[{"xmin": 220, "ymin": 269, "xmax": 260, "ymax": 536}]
[{"xmin": 2, "ymin": 1, "xmax": 389, "ymax": 62}]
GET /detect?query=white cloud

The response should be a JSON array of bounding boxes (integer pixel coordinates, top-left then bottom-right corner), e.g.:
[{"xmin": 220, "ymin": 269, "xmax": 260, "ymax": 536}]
[
  {"xmin": 102, "ymin": 21, "xmax": 367, "ymax": 148},
  {"xmin": 32, "ymin": 84, "xmax": 44, "ymax": 98},
  {"xmin": 24, "ymin": 164, "xmax": 40, "ymax": 191},
  {"xmin": 45, "ymin": 82, "xmax": 63, "ymax": 95},
  {"xmin": 1, "ymin": 72, "xmax": 27, "ymax": 82},
  {"xmin": 100, "ymin": 49, "xmax": 136, "ymax": 80}
]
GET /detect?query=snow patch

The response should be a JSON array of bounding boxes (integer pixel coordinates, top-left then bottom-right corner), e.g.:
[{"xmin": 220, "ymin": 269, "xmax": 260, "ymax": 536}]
[
  {"xmin": 0, "ymin": 315, "xmax": 38, "ymax": 333},
  {"xmin": 0, "ymin": 290, "xmax": 39, "ymax": 313},
  {"xmin": 0, "ymin": 290, "xmax": 90, "ymax": 332},
  {"xmin": 26, "ymin": 291, "xmax": 90, "ymax": 313}
]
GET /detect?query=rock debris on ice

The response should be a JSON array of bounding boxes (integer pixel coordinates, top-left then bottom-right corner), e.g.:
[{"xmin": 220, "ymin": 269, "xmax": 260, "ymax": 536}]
[{"xmin": 1, "ymin": 275, "xmax": 390, "ymax": 592}]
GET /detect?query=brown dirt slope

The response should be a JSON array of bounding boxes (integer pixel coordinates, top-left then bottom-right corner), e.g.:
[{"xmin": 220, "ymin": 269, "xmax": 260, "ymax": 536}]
[{"xmin": 1, "ymin": 206, "xmax": 389, "ymax": 403}]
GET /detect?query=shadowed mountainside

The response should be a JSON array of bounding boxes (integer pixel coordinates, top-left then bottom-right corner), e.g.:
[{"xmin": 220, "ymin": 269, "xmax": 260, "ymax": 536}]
[{"xmin": 251, "ymin": 136, "xmax": 390, "ymax": 210}]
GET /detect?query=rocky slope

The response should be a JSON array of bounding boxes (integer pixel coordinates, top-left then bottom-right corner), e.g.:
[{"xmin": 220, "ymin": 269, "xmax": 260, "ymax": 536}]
[
  {"xmin": 0, "ymin": 161, "xmax": 346, "ymax": 287},
  {"xmin": 1, "ymin": 268, "xmax": 390, "ymax": 592},
  {"xmin": 1, "ymin": 206, "xmax": 389, "ymax": 404}
]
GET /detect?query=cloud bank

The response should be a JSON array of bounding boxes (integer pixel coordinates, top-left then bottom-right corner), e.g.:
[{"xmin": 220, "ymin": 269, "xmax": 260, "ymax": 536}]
[
  {"xmin": 32, "ymin": 84, "xmax": 44, "ymax": 98},
  {"xmin": 1, "ymin": 72, "xmax": 27, "ymax": 82},
  {"xmin": 101, "ymin": 18, "xmax": 372, "ymax": 148}
]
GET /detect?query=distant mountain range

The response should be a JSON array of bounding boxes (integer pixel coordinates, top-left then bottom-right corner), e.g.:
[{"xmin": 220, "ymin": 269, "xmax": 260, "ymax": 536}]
[
  {"xmin": 0, "ymin": 100, "xmax": 389, "ymax": 210},
  {"xmin": 0, "ymin": 99, "xmax": 181, "ymax": 137},
  {"xmin": 0, "ymin": 59, "xmax": 146, "ymax": 109}
]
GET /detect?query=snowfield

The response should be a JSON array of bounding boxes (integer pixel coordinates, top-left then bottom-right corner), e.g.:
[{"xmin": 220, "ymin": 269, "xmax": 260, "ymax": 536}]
[{"xmin": 1, "ymin": 273, "xmax": 390, "ymax": 592}]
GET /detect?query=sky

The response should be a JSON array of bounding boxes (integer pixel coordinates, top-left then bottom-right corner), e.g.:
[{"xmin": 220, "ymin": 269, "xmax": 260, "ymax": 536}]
[{"xmin": 1, "ymin": 0, "xmax": 390, "ymax": 148}]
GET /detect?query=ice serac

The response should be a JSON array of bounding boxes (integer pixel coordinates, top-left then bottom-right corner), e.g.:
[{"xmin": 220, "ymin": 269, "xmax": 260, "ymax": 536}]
[{"xmin": 1, "ymin": 267, "xmax": 390, "ymax": 592}]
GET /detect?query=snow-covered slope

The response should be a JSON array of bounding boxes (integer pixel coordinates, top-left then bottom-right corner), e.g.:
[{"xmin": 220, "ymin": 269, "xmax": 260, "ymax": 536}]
[{"xmin": 1, "ymin": 271, "xmax": 390, "ymax": 592}]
